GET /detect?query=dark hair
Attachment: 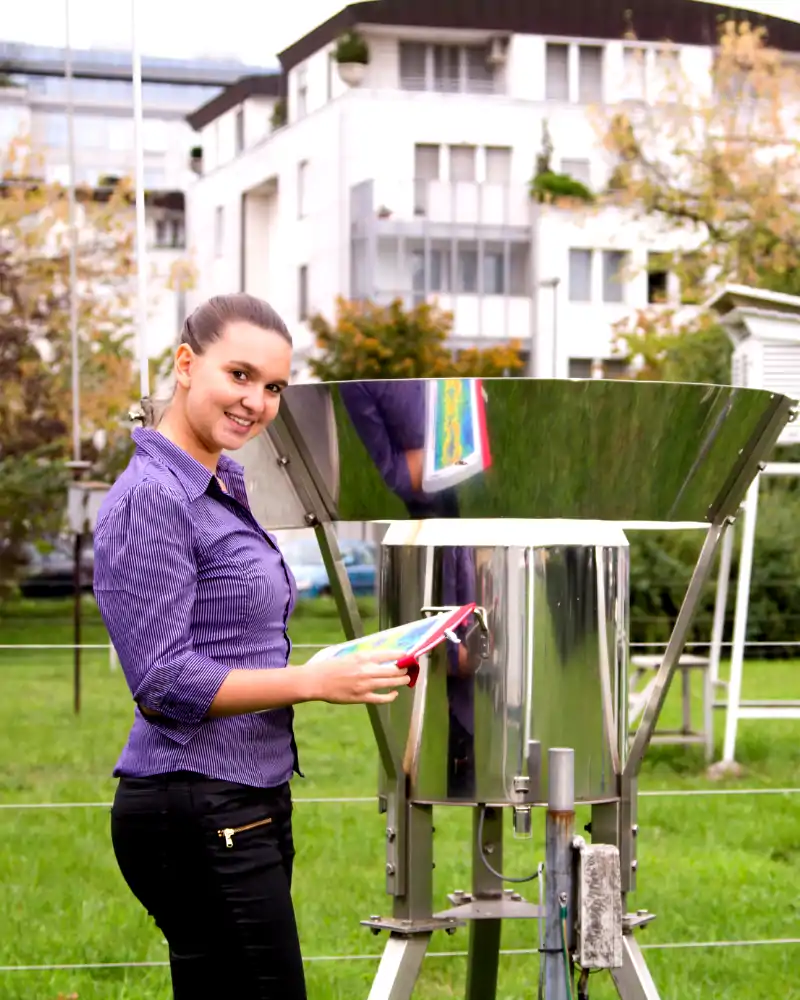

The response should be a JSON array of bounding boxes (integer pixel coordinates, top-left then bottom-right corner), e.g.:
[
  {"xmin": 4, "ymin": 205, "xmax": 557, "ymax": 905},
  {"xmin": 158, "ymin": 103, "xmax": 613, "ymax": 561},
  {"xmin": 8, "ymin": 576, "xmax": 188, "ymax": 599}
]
[{"xmin": 181, "ymin": 293, "xmax": 292, "ymax": 352}]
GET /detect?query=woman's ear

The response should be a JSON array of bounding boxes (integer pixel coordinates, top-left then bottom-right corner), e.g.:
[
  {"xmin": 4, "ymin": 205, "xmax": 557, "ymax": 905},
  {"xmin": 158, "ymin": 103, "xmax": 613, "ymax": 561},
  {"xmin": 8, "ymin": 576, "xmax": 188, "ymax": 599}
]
[{"xmin": 174, "ymin": 344, "xmax": 195, "ymax": 389}]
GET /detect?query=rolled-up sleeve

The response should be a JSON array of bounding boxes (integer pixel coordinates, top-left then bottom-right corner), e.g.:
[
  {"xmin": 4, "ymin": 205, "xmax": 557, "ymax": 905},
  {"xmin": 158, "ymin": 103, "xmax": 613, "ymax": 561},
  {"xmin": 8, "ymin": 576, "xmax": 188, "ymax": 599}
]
[{"xmin": 93, "ymin": 481, "xmax": 230, "ymax": 745}]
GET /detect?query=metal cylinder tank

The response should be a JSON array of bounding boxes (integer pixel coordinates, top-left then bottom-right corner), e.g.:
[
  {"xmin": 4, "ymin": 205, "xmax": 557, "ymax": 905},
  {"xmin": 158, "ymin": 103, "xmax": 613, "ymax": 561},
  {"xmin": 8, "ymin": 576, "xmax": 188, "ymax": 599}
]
[{"xmin": 380, "ymin": 520, "xmax": 629, "ymax": 806}]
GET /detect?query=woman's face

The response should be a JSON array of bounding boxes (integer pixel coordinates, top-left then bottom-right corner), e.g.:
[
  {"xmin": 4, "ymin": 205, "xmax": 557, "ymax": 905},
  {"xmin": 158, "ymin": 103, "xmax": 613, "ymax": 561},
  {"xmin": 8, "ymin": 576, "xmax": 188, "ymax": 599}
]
[{"xmin": 176, "ymin": 321, "xmax": 292, "ymax": 455}]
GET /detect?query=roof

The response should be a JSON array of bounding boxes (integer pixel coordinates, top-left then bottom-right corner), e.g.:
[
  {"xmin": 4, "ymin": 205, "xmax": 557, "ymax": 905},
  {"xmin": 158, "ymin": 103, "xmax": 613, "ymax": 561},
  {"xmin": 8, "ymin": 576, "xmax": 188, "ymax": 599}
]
[
  {"xmin": 0, "ymin": 41, "xmax": 271, "ymax": 87},
  {"xmin": 277, "ymin": 0, "xmax": 800, "ymax": 71},
  {"xmin": 186, "ymin": 73, "xmax": 283, "ymax": 131}
]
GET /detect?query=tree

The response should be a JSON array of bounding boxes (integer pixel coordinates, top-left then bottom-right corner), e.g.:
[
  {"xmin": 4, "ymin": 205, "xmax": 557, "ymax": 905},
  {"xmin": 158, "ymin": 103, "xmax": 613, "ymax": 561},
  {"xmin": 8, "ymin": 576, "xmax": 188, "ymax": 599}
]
[
  {"xmin": 600, "ymin": 19, "xmax": 800, "ymax": 382},
  {"xmin": 308, "ymin": 296, "xmax": 524, "ymax": 381},
  {"xmin": 0, "ymin": 138, "xmax": 141, "ymax": 595}
]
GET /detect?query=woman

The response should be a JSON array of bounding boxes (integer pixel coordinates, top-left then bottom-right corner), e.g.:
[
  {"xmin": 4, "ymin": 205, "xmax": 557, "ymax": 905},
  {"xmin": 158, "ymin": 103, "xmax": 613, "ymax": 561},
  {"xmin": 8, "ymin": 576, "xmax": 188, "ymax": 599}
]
[{"xmin": 93, "ymin": 293, "xmax": 408, "ymax": 1000}]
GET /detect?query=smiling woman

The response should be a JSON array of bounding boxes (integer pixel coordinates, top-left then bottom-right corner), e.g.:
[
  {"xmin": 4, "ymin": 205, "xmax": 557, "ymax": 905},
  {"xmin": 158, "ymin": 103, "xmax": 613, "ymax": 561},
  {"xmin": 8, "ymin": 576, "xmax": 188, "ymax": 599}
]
[{"xmin": 91, "ymin": 292, "xmax": 410, "ymax": 1000}]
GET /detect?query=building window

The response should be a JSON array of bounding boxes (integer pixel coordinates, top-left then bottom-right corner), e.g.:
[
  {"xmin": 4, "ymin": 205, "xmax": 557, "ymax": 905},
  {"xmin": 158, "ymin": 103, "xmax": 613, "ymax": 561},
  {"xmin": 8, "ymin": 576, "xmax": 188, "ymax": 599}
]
[
  {"xmin": 297, "ymin": 66, "xmax": 308, "ymax": 118},
  {"xmin": 235, "ymin": 107, "xmax": 245, "ymax": 155},
  {"xmin": 647, "ymin": 252, "xmax": 669, "ymax": 303},
  {"xmin": 561, "ymin": 158, "xmax": 591, "ymax": 185},
  {"xmin": 569, "ymin": 249, "xmax": 592, "ymax": 302},
  {"xmin": 569, "ymin": 358, "xmax": 630, "ymax": 379},
  {"xmin": 433, "ymin": 44, "xmax": 460, "ymax": 92},
  {"xmin": 449, "ymin": 145, "xmax": 477, "ymax": 182},
  {"xmin": 406, "ymin": 240, "xmax": 527, "ymax": 297},
  {"xmin": 485, "ymin": 146, "xmax": 512, "ymax": 184},
  {"xmin": 73, "ymin": 114, "xmax": 106, "ymax": 148},
  {"xmin": 297, "ymin": 160, "xmax": 308, "ymax": 218},
  {"xmin": 578, "ymin": 45, "xmax": 604, "ymax": 103},
  {"xmin": 483, "ymin": 244, "xmax": 505, "ymax": 295},
  {"xmin": 42, "ymin": 113, "xmax": 68, "ymax": 148},
  {"xmin": 545, "ymin": 43, "xmax": 569, "ymax": 101},
  {"xmin": 414, "ymin": 144, "xmax": 440, "ymax": 180},
  {"xmin": 509, "ymin": 245, "xmax": 530, "ymax": 295},
  {"xmin": 653, "ymin": 48, "xmax": 680, "ymax": 101},
  {"xmin": 602, "ymin": 250, "xmax": 627, "ymax": 303},
  {"xmin": 143, "ymin": 166, "xmax": 166, "ymax": 190},
  {"xmin": 142, "ymin": 118, "xmax": 169, "ymax": 152},
  {"xmin": 622, "ymin": 47, "xmax": 647, "ymax": 102},
  {"xmin": 298, "ymin": 264, "xmax": 308, "ymax": 320},
  {"xmin": 399, "ymin": 41, "xmax": 497, "ymax": 94},
  {"xmin": 171, "ymin": 218, "xmax": 185, "ymax": 249},
  {"xmin": 214, "ymin": 206, "xmax": 224, "ymax": 257},
  {"xmin": 457, "ymin": 245, "xmax": 479, "ymax": 293},
  {"xmin": 399, "ymin": 42, "xmax": 427, "ymax": 90}
]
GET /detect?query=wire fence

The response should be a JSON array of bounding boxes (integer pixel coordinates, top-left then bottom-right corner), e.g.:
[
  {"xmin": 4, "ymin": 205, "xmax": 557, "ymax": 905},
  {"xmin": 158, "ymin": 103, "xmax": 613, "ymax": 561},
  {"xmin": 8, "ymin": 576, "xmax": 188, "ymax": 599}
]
[{"xmin": 2, "ymin": 628, "xmax": 799, "ymax": 984}]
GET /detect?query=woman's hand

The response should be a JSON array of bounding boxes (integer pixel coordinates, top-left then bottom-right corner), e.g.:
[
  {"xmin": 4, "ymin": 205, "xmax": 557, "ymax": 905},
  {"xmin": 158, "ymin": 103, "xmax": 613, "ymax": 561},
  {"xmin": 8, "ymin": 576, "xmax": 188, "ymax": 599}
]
[{"xmin": 302, "ymin": 650, "xmax": 411, "ymax": 705}]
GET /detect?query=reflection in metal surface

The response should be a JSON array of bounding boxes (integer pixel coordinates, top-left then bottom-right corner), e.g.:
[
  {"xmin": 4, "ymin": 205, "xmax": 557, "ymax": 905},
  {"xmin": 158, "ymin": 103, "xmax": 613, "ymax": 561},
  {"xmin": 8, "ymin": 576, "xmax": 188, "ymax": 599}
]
[
  {"xmin": 245, "ymin": 378, "xmax": 793, "ymax": 530},
  {"xmin": 380, "ymin": 521, "xmax": 629, "ymax": 806}
]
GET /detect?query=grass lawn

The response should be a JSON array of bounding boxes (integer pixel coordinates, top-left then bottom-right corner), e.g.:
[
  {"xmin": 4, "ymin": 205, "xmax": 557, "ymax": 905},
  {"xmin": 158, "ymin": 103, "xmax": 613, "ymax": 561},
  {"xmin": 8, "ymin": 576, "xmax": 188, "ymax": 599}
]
[{"xmin": 0, "ymin": 597, "xmax": 798, "ymax": 999}]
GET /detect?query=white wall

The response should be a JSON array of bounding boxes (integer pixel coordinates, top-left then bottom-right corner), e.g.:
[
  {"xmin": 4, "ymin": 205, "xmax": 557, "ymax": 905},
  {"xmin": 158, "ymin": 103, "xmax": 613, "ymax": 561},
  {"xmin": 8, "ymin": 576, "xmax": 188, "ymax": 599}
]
[{"xmin": 187, "ymin": 29, "xmax": 723, "ymax": 371}]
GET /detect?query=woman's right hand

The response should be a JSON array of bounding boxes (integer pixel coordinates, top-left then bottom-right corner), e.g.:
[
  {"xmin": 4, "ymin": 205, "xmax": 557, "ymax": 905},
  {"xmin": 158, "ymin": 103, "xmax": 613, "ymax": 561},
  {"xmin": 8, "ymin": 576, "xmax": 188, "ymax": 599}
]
[{"xmin": 302, "ymin": 650, "xmax": 411, "ymax": 705}]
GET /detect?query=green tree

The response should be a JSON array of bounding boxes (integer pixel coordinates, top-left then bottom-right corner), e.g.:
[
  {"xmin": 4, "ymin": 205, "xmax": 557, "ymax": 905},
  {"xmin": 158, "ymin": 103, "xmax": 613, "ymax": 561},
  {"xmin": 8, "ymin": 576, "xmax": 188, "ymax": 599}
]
[
  {"xmin": 600, "ymin": 19, "xmax": 800, "ymax": 382},
  {"xmin": 0, "ymin": 139, "xmax": 141, "ymax": 596},
  {"xmin": 308, "ymin": 297, "xmax": 524, "ymax": 381}
]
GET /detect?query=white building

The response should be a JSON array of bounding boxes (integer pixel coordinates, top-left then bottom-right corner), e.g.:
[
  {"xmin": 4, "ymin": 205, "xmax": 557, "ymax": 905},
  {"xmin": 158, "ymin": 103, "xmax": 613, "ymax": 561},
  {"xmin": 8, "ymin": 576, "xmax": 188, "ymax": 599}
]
[
  {"xmin": 0, "ymin": 42, "xmax": 270, "ymax": 360},
  {"xmin": 184, "ymin": 0, "xmax": 800, "ymax": 378}
]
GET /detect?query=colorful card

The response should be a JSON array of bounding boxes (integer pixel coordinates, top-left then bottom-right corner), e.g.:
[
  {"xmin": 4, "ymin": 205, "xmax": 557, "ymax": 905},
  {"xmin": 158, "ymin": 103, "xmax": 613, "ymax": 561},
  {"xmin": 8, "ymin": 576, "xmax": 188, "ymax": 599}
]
[
  {"xmin": 422, "ymin": 378, "xmax": 492, "ymax": 494},
  {"xmin": 306, "ymin": 604, "xmax": 477, "ymax": 687}
]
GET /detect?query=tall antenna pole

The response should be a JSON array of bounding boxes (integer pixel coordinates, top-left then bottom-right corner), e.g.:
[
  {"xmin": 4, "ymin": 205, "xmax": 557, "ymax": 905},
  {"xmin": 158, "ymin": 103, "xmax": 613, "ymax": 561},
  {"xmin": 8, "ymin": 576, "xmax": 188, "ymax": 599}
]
[
  {"xmin": 131, "ymin": 0, "xmax": 150, "ymax": 399},
  {"xmin": 65, "ymin": 0, "xmax": 80, "ymax": 461}
]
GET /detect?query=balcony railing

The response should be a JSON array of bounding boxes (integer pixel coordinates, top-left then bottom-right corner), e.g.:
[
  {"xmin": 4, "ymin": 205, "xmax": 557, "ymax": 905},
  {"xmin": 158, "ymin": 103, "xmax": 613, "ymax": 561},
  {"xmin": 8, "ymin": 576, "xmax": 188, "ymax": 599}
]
[{"xmin": 351, "ymin": 178, "xmax": 532, "ymax": 230}]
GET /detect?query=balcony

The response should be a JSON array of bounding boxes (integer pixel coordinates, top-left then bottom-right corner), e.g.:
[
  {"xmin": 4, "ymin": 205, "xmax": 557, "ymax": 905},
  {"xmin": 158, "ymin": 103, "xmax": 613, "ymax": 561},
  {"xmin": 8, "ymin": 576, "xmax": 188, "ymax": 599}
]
[{"xmin": 350, "ymin": 178, "xmax": 533, "ymax": 240}]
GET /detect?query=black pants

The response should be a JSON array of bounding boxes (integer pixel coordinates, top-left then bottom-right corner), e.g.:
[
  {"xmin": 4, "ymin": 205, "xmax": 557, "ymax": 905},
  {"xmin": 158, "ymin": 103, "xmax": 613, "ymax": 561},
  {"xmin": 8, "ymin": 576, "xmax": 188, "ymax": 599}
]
[{"xmin": 110, "ymin": 772, "xmax": 306, "ymax": 1000}]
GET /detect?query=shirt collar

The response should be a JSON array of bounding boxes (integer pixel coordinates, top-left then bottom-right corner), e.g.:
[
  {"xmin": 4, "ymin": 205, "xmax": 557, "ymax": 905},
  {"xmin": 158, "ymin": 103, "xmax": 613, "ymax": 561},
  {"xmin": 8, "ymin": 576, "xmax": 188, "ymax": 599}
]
[{"xmin": 132, "ymin": 427, "xmax": 245, "ymax": 502}]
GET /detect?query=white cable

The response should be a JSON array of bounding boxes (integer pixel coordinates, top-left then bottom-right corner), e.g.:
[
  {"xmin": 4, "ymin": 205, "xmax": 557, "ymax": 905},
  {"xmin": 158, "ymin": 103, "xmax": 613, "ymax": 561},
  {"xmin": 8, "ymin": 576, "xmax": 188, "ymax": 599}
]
[
  {"xmin": 1, "ymin": 787, "xmax": 797, "ymax": 811},
  {"xmin": 1, "ymin": 938, "xmax": 798, "ymax": 973}
]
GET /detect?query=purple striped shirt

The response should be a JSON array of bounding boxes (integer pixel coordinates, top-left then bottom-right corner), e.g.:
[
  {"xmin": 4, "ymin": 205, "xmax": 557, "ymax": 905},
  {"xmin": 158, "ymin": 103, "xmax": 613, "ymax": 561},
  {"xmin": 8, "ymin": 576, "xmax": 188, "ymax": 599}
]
[{"xmin": 93, "ymin": 427, "xmax": 300, "ymax": 787}]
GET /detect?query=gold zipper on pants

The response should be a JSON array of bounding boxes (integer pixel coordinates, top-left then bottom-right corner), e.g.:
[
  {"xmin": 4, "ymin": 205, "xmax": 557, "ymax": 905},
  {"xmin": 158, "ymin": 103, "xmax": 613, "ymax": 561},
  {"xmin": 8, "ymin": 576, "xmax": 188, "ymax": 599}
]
[{"xmin": 217, "ymin": 816, "xmax": 273, "ymax": 848}]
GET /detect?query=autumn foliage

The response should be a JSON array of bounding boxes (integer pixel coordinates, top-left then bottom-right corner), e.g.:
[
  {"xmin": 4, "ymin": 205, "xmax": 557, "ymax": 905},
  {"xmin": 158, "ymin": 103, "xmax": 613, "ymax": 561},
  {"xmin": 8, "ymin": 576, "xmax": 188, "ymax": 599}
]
[
  {"xmin": 600, "ymin": 19, "xmax": 800, "ymax": 382},
  {"xmin": 0, "ymin": 138, "xmax": 141, "ymax": 591},
  {"xmin": 308, "ymin": 297, "xmax": 524, "ymax": 382}
]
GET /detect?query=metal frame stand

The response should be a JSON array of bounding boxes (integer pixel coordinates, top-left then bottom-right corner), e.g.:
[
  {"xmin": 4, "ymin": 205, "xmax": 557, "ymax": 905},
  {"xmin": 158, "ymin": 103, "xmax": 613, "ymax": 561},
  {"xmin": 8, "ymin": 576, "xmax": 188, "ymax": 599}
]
[
  {"xmin": 259, "ymin": 391, "xmax": 788, "ymax": 1000},
  {"xmin": 710, "ymin": 464, "xmax": 800, "ymax": 772}
]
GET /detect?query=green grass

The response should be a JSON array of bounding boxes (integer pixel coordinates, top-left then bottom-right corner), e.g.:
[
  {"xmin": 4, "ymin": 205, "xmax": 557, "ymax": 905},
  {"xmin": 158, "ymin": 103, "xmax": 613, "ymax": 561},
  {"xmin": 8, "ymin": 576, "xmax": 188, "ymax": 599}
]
[{"xmin": 0, "ymin": 599, "xmax": 798, "ymax": 999}]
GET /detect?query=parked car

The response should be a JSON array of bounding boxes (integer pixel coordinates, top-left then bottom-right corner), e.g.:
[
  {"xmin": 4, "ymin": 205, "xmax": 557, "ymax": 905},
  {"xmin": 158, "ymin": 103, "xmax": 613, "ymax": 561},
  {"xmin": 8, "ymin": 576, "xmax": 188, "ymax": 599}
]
[
  {"xmin": 281, "ymin": 539, "xmax": 377, "ymax": 598},
  {"xmin": 18, "ymin": 537, "xmax": 94, "ymax": 599}
]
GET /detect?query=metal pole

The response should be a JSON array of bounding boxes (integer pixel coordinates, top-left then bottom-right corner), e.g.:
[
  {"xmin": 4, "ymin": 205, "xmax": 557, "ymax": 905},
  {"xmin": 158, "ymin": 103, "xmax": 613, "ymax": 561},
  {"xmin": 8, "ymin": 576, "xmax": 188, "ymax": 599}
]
[
  {"xmin": 545, "ymin": 748, "xmax": 575, "ymax": 1000},
  {"xmin": 73, "ymin": 530, "xmax": 83, "ymax": 714},
  {"xmin": 624, "ymin": 521, "xmax": 726, "ymax": 780},
  {"xmin": 64, "ymin": 0, "xmax": 83, "ymax": 716},
  {"xmin": 551, "ymin": 279, "xmax": 559, "ymax": 378},
  {"xmin": 708, "ymin": 518, "xmax": 734, "ymax": 689},
  {"xmin": 528, "ymin": 199, "xmax": 540, "ymax": 378},
  {"xmin": 722, "ymin": 477, "xmax": 759, "ymax": 764},
  {"xmin": 64, "ymin": 0, "xmax": 80, "ymax": 463},
  {"xmin": 131, "ymin": 0, "xmax": 150, "ymax": 399}
]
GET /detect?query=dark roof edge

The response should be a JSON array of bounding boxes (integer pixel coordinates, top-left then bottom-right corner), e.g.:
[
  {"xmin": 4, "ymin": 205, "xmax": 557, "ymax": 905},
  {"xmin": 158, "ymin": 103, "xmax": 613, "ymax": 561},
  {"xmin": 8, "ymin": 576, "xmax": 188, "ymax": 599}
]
[
  {"xmin": 275, "ymin": 0, "xmax": 800, "ymax": 73},
  {"xmin": 278, "ymin": 3, "xmax": 372, "ymax": 70},
  {"xmin": 186, "ymin": 73, "xmax": 284, "ymax": 131}
]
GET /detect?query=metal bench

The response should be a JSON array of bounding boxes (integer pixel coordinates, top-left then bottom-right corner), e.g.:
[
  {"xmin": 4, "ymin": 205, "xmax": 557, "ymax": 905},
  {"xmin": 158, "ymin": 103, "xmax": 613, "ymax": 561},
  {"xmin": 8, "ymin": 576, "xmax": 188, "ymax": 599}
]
[{"xmin": 628, "ymin": 653, "xmax": 713, "ymax": 761}]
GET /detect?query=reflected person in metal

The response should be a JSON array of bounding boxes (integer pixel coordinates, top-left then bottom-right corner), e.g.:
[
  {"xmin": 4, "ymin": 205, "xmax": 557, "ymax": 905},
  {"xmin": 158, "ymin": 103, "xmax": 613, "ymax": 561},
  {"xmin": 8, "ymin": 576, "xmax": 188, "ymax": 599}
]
[{"xmin": 338, "ymin": 379, "xmax": 482, "ymax": 798}]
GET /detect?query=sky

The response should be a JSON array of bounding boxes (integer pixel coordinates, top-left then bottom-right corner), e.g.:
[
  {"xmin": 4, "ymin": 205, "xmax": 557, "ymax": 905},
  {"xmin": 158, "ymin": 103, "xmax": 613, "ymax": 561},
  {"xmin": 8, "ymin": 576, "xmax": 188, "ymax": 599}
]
[
  {"xmin": 1, "ymin": 0, "xmax": 799, "ymax": 66},
  {"xmin": 0, "ymin": 0, "xmax": 367, "ymax": 66}
]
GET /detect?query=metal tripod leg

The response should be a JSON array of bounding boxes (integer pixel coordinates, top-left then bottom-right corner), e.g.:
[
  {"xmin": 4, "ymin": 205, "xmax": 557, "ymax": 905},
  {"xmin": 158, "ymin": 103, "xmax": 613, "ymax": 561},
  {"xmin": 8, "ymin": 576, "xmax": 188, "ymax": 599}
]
[
  {"xmin": 610, "ymin": 935, "xmax": 661, "ymax": 1000},
  {"xmin": 466, "ymin": 807, "xmax": 503, "ymax": 1000},
  {"xmin": 367, "ymin": 933, "xmax": 431, "ymax": 1000}
]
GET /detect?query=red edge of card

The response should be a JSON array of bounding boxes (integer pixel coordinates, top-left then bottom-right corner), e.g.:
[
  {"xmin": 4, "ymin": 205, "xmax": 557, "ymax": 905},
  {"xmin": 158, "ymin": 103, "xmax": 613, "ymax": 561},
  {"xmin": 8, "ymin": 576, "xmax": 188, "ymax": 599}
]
[
  {"xmin": 396, "ymin": 603, "xmax": 477, "ymax": 688},
  {"xmin": 475, "ymin": 379, "xmax": 492, "ymax": 470}
]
